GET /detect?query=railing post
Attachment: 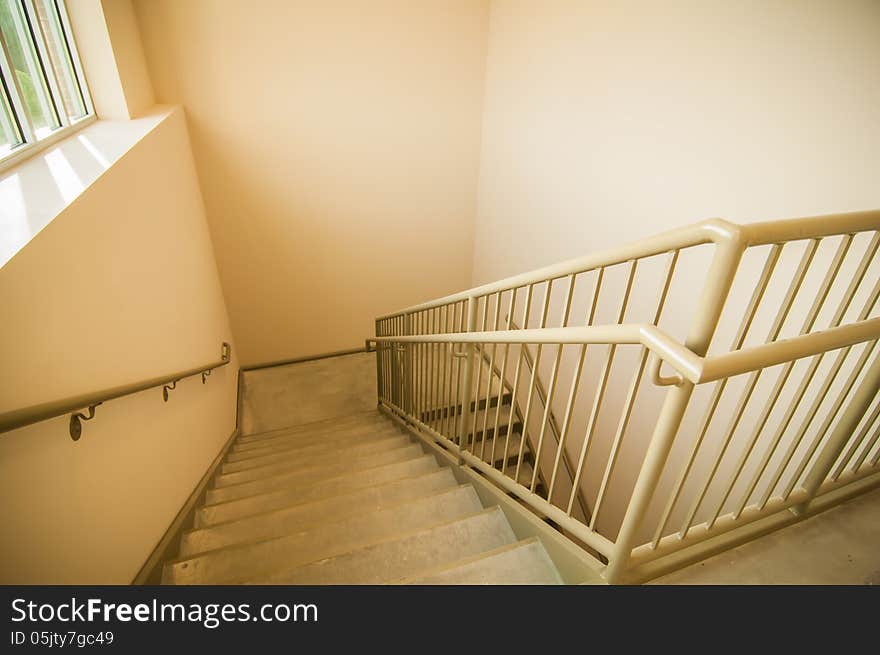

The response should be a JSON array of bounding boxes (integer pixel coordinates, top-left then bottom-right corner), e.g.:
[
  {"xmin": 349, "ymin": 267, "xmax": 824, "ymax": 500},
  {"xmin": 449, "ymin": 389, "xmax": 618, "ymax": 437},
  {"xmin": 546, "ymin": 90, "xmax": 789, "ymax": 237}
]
[
  {"xmin": 604, "ymin": 382, "xmax": 694, "ymax": 583},
  {"xmin": 374, "ymin": 319, "xmax": 383, "ymax": 407},
  {"xmin": 795, "ymin": 348, "xmax": 880, "ymax": 513},
  {"xmin": 404, "ymin": 313, "xmax": 413, "ymax": 415},
  {"xmin": 458, "ymin": 296, "xmax": 478, "ymax": 463},
  {"xmin": 604, "ymin": 232, "xmax": 745, "ymax": 584}
]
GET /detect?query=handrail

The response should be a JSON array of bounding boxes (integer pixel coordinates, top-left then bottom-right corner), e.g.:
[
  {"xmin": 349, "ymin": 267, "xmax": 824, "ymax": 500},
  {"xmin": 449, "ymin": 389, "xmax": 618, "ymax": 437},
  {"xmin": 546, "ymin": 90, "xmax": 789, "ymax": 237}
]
[
  {"xmin": 378, "ymin": 210, "xmax": 880, "ymax": 321},
  {"xmin": 372, "ymin": 209, "xmax": 880, "ymax": 583},
  {"xmin": 0, "ymin": 342, "xmax": 232, "ymax": 440},
  {"xmin": 376, "ymin": 219, "xmax": 738, "ymax": 319},
  {"xmin": 370, "ymin": 317, "xmax": 880, "ymax": 386}
]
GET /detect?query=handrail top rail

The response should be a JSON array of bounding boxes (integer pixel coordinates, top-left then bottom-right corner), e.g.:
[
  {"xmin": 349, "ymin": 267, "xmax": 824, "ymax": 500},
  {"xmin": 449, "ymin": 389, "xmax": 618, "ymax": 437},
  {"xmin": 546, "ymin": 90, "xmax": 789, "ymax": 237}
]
[
  {"xmin": 369, "ymin": 316, "xmax": 880, "ymax": 386},
  {"xmin": 0, "ymin": 342, "xmax": 232, "ymax": 436},
  {"xmin": 377, "ymin": 209, "xmax": 880, "ymax": 320}
]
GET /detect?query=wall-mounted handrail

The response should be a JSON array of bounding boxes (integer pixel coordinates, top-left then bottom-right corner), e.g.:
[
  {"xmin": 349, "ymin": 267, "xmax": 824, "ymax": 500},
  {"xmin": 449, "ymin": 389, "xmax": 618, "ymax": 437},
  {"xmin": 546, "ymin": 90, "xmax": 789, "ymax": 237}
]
[{"xmin": 0, "ymin": 342, "xmax": 232, "ymax": 440}]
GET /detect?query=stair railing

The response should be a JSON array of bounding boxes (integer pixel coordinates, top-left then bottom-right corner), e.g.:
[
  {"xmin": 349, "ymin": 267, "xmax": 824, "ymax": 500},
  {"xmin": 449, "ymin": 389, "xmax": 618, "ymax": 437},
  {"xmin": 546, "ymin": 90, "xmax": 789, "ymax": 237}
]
[{"xmin": 371, "ymin": 210, "xmax": 880, "ymax": 582}]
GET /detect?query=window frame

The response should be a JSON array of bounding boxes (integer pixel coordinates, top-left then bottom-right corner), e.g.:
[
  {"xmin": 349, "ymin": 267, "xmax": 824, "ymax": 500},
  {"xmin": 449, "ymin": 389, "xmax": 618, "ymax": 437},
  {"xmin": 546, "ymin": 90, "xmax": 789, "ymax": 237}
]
[{"xmin": 0, "ymin": 0, "xmax": 94, "ymax": 174}]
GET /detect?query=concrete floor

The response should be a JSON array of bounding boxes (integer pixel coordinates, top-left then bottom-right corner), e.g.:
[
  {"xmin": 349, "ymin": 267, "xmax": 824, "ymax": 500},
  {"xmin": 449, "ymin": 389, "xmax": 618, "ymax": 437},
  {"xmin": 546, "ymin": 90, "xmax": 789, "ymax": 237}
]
[
  {"xmin": 652, "ymin": 486, "xmax": 880, "ymax": 585},
  {"xmin": 239, "ymin": 352, "xmax": 377, "ymax": 434}
]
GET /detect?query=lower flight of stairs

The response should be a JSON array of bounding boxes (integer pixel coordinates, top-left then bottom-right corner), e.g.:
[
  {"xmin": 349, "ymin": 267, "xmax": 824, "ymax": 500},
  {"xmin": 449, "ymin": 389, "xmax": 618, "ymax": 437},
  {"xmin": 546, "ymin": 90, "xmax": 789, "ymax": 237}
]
[{"xmin": 162, "ymin": 410, "xmax": 563, "ymax": 584}]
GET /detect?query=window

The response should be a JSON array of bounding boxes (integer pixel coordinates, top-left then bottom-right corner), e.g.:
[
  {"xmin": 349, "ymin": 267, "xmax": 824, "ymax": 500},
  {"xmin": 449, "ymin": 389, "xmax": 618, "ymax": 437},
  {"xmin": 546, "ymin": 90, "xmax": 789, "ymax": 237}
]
[{"xmin": 0, "ymin": 0, "xmax": 92, "ymax": 168}]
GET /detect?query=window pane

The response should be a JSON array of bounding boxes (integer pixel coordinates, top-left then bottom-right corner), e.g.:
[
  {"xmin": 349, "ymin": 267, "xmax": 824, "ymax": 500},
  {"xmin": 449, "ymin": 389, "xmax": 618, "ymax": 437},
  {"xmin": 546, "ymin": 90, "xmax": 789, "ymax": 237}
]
[
  {"xmin": 32, "ymin": 0, "xmax": 85, "ymax": 121},
  {"xmin": 0, "ymin": 0, "xmax": 60, "ymax": 137},
  {"xmin": 0, "ymin": 79, "xmax": 22, "ymax": 156}
]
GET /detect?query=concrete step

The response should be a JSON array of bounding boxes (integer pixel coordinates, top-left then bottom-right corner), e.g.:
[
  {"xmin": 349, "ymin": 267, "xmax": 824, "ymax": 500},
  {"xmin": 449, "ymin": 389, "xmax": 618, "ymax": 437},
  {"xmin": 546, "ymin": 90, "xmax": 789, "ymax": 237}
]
[
  {"xmin": 402, "ymin": 538, "xmax": 563, "ymax": 584},
  {"xmin": 209, "ymin": 443, "xmax": 425, "ymax": 501},
  {"xmin": 221, "ymin": 434, "xmax": 411, "ymax": 475},
  {"xmin": 181, "ymin": 468, "xmax": 459, "ymax": 557},
  {"xmin": 195, "ymin": 454, "xmax": 439, "ymax": 527},
  {"xmin": 165, "ymin": 485, "xmax": 484, "ymax": 584},
  {"xmin": 226, "ymin": 426, "xmax": 402, "ymax": 462},
  {"xmin": 233, "ymin": 421, "xmax": 398, "ymax": 454},
  {"xmin": 237, "ymin": 412, "xmax": 388, "ymax": 444},
  {"xmin": 252, "ymin": 507, "xmax": 516, "ymax": 584}
]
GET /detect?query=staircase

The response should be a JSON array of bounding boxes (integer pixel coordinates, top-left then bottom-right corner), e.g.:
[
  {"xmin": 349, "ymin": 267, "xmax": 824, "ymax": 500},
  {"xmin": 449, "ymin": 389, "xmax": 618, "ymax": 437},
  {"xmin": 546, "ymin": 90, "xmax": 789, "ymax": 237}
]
[{"xmin": 162, "ymin": 409, "xmax": 563, "ymax": 584}]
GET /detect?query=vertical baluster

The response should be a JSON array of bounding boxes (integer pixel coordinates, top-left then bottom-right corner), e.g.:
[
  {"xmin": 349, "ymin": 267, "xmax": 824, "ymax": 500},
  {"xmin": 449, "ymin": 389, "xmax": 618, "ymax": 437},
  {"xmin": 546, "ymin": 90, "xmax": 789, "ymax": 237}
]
[
  {"xmin": 835, "ymin": 399, "xmax": 880, "ymax": 479},
  {"xmin": 796, "ymin": 349, "xmax": 880, "ymax": 511},
  {"xmin": 437, "ymin": 305, "xmax": 448, "ymax": 435},
  {"xmin": 449, "ymin": 301, "xmax": 465, "ymax": 443},
  {"xmin": 458, "ymin": 297, "xmax": 478, "ymax": 454},
  {"xmin": 469, "ymin": 297, "xmax": 490, "ymax": 453},
  {"xmin": 480, "ymin": 292, "xmax": 503, "ymax": 461},
  {"xmin": 490, "ymin": 288, "xmax": 518, "ymax": 468},
  {"xmin": 733, "ymin": 234, "xmax": 880, "ymax": 517},
  {"xmin": 677, "ymin": 239, "xmax": 818, "ymax": 538},
  {"xmin": 548, "ymin": 268, "xmax": 604, "ymax": 502},
  {"xmin": 756, "ymin": 277, "xmax": 880, "ymax": 508},
  {"xmin": 590, "ymin": 251, "xmax": 678, "ymax": 527},
  {"xmin": 375, "ymin": 318, "xmax": 383, "ymax": 406},
  {"xmin": 515, "ymin": 279, "xmax": 554, "ymax": 482},
  {"xmin": 530, "ymin": 274, "xmax": 576, "ymax": 491},
  {"xmin": 426, "ymin": 307, "xmax": 437, "ymax": 429},
  {"xmin": 704, "ymin": 236, "xmax": 852, "ymax": 527},
  {"xmin": 566, "ymin": 260, "xmax": 638, "ymax": 515},
  {"xmin": 783, "ymin": 338, "xmax": 880, "ymax": 498},
  {"xmin": 606, "ymin": 236, "xmax": 744, "ymax": 584},
  {"xmin": 502, "ymin": 285, "xmax": 534, "ymax": 471}
]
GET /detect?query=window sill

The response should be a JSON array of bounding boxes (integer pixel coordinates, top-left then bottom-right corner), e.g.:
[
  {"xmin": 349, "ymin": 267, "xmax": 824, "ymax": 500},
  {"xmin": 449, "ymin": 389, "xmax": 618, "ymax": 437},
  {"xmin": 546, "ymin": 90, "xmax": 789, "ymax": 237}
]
[
  {"xmin": 0, "ymin": 106, "xmax": 174, "ymax": 269},
  {"xmin": 0, "ymin": 115, "xmax": 98, "ymax": 176}
]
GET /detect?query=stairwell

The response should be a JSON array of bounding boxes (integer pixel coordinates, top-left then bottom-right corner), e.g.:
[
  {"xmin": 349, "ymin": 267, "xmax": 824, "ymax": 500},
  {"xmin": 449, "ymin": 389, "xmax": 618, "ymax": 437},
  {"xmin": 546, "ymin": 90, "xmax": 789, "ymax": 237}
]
[{"xmin": 162, "ymin": 408, "xmax": 566, "ymax": 584}]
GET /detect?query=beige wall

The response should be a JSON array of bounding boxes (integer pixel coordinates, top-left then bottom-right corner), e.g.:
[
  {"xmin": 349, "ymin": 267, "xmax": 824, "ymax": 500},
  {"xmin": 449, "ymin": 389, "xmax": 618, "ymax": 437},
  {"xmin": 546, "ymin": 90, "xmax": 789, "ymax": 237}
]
[
  {"xmin": 474, "ymin": 0, "xmax": 880, "ymax": 283},
  {"xmin": 0, "ymin": 108, "xmax": 238, "ymax": 583},
  {"xmin": 133, "ymin": 0, "xmax": 490, "ymax": 367}
]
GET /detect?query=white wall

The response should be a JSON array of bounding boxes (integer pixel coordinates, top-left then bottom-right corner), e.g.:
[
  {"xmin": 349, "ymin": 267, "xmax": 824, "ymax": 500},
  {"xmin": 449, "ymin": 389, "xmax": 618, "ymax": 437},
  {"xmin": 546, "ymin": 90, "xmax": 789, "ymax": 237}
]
[
  {"xmin": 133, "ymin": 0, "xmax": 490, "ymax": 367},
  {"xmin": 472, "ymin": 0, "xmax": 880, "ymax": 541},
  {"xmin": 0, "ymin": 108, "xmax": 238, "ymax": 583},
  {"xmin": 474, "ymin": 0, "xmax": 880, "ymax": 284}
]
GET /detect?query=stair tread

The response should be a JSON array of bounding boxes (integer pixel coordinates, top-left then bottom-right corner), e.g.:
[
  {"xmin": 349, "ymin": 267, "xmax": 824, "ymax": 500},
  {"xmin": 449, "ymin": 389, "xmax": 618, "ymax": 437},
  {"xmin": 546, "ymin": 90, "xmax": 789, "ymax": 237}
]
[
  {"xmin": 233, "ymin": 422, "xmax": 399, "ymax": 453},
  {"xmin": 225, "ymin": 425, "xmax": 405, "ymax": 463},
  {"xmin": 196, "ymin": 454, "xmax": 439, "ymax": 527},
  {"xmin": 209, "ymin": 444, "xmax": 425, "ymax": 502},
  {"xmin": 165, "ymin": 485, "xmax": 484, "ymax": 584},
  {"xmin": 247, "ymin": 506, "xmax": 516, "ymax": 584},
  {"xmin": 237, "ymin": 412, "xmax": 389, "ymax": 442},
  {"xmin": 181, "ymin": 468, "xmax": 459, "ymax": 556},
  {"xmin": 402, "ymin": 538, "xmax": 563, "ymax": 584},
  {"xmin": 221, "ymin": 434, "xmax": 411, "ymax": 476}
]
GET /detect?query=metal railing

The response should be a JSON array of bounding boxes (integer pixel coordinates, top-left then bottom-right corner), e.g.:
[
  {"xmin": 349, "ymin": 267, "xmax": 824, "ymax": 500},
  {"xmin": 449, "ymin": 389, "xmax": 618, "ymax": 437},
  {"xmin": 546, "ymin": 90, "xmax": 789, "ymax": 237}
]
[
  {"xmin": 0, "ymin": 342, "xmax": 232, "ymax": 440},
  {"xmin": 370, "ymin": 210, "xmax": 880, "ymax": 583}
]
